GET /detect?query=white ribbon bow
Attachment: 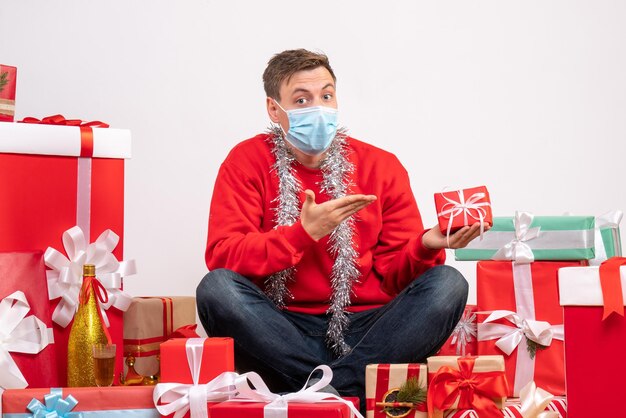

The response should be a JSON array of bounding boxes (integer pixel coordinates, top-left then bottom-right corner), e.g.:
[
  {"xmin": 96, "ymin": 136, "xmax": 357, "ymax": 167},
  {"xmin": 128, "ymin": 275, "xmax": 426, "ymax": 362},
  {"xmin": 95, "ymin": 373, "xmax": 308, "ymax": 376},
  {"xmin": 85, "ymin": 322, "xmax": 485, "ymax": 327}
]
[
  {"xmin": 0, "ymin": 291, "xmax": 54, "ymax": 390},
  {"xmin": 492, "ymin": 211, "xmax": 541, "ymax": 263},
  {"xmin": 44, "ymin": 226, "xmax": 136, "ymax": 328},
  {"xmin": 519, "ymin": 381, "xmax": 559, "ymax": 418},
  {"xmin": 437, "ymin": 190, "xmax": 491, "ymax": 247},
  {"xmin": 449, "ymin": 310, "xmax": 477, "ymax": 356},
  {"xmin": 233, "ymin": 365, "xmax": 363, "ymax": 418},
  {"xmin": 477, "ymin": 310, "xmax": 563, "ymax": 356},
  {"xmin": 154, "ymin": 338, "xmax": 239, "ymax": 418}
]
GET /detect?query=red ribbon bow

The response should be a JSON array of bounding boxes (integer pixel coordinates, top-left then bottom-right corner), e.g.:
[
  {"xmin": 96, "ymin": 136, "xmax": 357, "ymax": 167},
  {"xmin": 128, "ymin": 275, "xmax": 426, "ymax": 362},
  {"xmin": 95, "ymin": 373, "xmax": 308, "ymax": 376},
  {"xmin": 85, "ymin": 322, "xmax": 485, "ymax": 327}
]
[
  {"xmin": 427, "ymin": 357, "xmax": 508, "ymax": 418},
  {"xmin": 79, "ymin": 275, "xmax": 113, "ymax": 344},
  {"xmin": 20, "ymin": 114, "xmax": 109, "ymax": 157},
  {"xmin": 599, "ymin": 257, "xmax": 626, "ymax": 320}
]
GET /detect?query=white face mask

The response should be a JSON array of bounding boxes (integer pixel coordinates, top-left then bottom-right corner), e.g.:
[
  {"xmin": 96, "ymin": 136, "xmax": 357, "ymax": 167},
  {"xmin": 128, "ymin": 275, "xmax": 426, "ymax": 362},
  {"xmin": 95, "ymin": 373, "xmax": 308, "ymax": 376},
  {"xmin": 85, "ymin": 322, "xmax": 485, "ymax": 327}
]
[{"xmin": 274, "ymin": 101, "xmax": 339, "ymax": 155}]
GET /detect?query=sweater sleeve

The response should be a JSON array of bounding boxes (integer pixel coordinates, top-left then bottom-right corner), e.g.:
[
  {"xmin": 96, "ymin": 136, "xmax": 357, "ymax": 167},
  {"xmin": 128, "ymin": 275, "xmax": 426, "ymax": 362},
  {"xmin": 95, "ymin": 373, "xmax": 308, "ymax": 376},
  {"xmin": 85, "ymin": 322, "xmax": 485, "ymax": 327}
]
[
  {"xmin": 205, "ymin": 160, "xmax": 316, "ymax": 286},
  {"xmin": 372, "ymin": 158, "xmax": 446, "ymax": 295}
]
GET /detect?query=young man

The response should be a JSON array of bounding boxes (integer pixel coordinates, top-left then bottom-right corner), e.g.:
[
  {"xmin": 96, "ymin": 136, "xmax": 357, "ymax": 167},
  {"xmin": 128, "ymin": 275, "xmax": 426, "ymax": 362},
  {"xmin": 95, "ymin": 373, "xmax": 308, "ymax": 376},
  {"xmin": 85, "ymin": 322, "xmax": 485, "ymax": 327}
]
[{"xmin": 197, "ymin": 49, "xmax": 482, "ymax": 404}]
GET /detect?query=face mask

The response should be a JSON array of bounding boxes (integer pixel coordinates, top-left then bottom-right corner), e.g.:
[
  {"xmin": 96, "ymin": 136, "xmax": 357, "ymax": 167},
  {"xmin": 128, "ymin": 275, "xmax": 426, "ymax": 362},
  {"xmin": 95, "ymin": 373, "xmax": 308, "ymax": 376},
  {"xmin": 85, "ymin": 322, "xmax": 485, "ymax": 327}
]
[{"xmin": 274, "ymin": 101, "xmax": 339, "ymax": 155}]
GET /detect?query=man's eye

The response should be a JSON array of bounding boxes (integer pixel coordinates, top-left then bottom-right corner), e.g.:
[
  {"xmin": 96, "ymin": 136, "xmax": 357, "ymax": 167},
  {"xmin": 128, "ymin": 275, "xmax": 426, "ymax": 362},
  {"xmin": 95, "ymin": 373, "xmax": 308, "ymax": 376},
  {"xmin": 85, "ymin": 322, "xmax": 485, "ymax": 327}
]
[
  {"xmin": 323, "ymin": 94, "xmax": 333, "ymax": 100},
  {"xmin": 296, "ymin": 98, "xmax": 307, "ymax": 105}
]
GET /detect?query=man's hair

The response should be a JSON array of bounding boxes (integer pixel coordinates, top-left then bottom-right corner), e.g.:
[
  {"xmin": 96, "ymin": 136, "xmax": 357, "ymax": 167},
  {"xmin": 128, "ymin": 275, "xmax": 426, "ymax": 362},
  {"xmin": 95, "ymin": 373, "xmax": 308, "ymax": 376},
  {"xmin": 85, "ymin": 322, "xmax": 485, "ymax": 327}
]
[{"xmin": 263, "ymin": 49, "xmax": 336, "ymax": 101}]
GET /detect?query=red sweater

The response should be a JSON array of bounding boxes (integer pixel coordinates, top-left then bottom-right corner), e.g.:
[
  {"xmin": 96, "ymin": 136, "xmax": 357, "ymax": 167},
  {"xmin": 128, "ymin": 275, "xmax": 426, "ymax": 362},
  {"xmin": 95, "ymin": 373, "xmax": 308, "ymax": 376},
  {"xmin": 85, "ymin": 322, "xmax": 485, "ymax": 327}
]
[{"xmin": 205, "ymin": 134, "xmax": 445, "ymax": 314}]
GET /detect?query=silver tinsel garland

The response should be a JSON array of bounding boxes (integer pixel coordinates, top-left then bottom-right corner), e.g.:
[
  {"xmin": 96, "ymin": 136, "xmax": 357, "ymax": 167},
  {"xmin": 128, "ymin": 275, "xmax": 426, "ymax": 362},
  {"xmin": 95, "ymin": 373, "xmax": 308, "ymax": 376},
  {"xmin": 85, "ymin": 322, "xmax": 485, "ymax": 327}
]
[{"xmin": 265, "ymin": 125, "xmax": 361, "ymax": 357}]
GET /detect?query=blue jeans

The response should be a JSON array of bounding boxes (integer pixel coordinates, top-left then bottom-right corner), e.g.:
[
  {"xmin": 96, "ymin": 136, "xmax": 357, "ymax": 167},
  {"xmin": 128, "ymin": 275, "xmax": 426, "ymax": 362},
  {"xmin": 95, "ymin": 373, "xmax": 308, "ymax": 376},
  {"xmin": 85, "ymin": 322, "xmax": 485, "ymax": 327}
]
[{"xmin": 196, "ymin": 265, "xmax": 467, "ymax": 410}]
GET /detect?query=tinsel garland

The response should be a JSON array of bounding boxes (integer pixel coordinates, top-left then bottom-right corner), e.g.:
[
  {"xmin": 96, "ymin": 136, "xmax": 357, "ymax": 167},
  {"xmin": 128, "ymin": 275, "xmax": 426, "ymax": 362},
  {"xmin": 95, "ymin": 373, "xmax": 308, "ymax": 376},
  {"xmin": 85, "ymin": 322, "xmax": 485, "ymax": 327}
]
[{"xmin": 265, "ymin": 125, "xmax": 361, "ymax": 357}]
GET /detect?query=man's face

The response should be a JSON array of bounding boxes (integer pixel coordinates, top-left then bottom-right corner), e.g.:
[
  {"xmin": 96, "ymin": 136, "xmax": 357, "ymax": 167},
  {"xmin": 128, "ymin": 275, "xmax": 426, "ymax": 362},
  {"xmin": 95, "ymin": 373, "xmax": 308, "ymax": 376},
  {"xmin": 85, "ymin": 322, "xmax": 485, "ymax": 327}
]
[{"xmin": 267, "ymin": 66, "xmax": 337, "ymax": 132}]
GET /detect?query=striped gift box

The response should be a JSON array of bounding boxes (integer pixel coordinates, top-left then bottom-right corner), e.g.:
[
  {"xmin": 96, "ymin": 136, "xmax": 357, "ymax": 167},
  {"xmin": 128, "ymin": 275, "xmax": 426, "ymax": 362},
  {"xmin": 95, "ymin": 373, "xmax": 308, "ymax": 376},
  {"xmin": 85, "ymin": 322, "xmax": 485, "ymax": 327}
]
[
  {"xmin": 442, "ymin": 396, "xmax": 566, "ymax": 417},
  {"xmin": 365, "ymin": 363, "xmax": 428, "ymax": 418}
]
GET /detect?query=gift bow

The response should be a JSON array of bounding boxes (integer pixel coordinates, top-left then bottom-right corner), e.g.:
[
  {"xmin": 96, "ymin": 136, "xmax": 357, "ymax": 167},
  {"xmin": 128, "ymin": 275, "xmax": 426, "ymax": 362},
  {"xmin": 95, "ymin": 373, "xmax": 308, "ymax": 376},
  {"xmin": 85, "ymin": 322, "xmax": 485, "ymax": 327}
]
[
  {"xmin": 599, "ymin": 257, "xmax": 626, "ymax": 320},
  {"xmin": 153, "ymin": 338, "xmax": 239, "ymax": 418},
  {"xmin": 492, "ymin": 211, "xmax": 541, "ymax": 263},
  {"xmin": 437, "ymin": 190, "xmax": 491, "ymax": 247},
  {"xmin": 518, "ymin": 381, "xmax": 558, "ymax": 418},
  {"xmin": 26, "ymin": 388, "xmax": 82, "ymax": 418},
  {"xmin": 449, "ymin": 310, "xmax": 477, "ymax": 356},
  {"xmin": 233, "ymin": 365, "xmax": 363, "ymax": 418},
  {"xmin": 427, "ymin": 357, "xmax": 508, "ymax": 418},
  {"xmin": 44, "ymin": 226, "xmax": 136, "ymax": 328},
  {"xmin": 477, "ymin": 310, "xmax": 563, "ymax": 356},
  {"xmin": 0, "ymin": 291, "xmax": 54, "ymax": 390},
  {"xmin": 20, "ymin": 114, "xmax": 109, "ymax": 128}
]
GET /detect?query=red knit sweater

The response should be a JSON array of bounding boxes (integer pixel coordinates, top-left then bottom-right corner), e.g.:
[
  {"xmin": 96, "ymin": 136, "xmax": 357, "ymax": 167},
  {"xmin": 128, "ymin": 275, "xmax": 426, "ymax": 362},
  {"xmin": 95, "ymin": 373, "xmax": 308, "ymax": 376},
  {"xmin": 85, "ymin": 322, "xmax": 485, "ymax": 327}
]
[{"xmin": 205, "ymin": 134, "xmax": 445, "ymax": 314}]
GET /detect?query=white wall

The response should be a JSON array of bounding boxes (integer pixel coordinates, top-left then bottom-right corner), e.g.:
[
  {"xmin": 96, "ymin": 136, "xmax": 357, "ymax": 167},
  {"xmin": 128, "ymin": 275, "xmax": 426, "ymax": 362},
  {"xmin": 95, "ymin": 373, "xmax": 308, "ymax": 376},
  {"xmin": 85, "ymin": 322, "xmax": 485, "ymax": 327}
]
[{"xmin": 1, "ymin": 1, "xmax": 625, "ymax": 305}]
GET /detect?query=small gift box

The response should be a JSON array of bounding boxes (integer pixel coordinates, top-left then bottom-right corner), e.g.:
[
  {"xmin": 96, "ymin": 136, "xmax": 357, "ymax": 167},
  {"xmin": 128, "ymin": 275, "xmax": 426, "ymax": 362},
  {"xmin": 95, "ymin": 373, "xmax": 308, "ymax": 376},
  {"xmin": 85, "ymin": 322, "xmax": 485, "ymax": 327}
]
[
  {"xmin": 0, "ymin": 117, "xmax": 132, "ymax": 385},
  {"xmin": 559, "ymin": 258, "xmax": 626, "ymax": 418},
  {"xmin": 426, "ymin": 356, "xmax": 507, "ymax": 418},
  {"xmin": 0, "ymin": 251, "xmax": 57, "ymax": 388},
  {"xmin": 123, "ymin": 296, "xmax": 197, "ymax": 378},
  {"xmin": 365, "ymin": 363, "xmax": 427, "ymax": 418},
  {"xmin": 476, "ymin": 261, "xmax": 583, "ymax": 396},
  {"xmin": 434, "ymin": 186, "xmax": 492, "ymax": 239},
  {"xmin": 455, "ymin": 212, "xmax": 595, "ymax": 262},
  {"xmin": 160, "ymin": 337, "xmax": 234, "ymax": 384},
  {"xmin": 437, "ymin": 305, "xmax": 477, "ymax": 356},
  {"xmin": 1, "ymin": 386, "xmax": 158, "ymax": 417},
  {"xmin": 0, "ymin": 65, "xmax": 17, "ymax": 122}
]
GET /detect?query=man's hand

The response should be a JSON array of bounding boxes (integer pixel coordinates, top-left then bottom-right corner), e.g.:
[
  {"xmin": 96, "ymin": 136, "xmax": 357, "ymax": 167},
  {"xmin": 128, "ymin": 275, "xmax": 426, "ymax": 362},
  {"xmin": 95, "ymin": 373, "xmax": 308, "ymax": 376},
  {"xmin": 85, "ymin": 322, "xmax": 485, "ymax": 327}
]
[
  {"xmin": 301, "ymin": 189, "xmax": 377, "ymax": 241},
  {"xmin": 422, "ymin": 223, "xmax": 490, "ymax": 250}
]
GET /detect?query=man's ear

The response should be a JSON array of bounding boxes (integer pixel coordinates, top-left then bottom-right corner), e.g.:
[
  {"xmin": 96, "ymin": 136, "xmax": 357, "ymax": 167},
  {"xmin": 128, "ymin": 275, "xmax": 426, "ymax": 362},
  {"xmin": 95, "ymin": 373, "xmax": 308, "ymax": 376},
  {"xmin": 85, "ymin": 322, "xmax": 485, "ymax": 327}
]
[{"xmin": 266, "ymin": 97, "xmax": 280, "ymax": 123}]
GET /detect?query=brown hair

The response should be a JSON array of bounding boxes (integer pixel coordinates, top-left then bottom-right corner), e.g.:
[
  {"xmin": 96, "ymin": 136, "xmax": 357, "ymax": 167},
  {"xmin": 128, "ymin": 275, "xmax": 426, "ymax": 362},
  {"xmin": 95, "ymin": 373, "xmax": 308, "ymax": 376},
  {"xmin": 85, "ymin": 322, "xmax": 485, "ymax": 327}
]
[{"xmin": 263, "ymin": 49, "xmax": 336, "ymax": 101}]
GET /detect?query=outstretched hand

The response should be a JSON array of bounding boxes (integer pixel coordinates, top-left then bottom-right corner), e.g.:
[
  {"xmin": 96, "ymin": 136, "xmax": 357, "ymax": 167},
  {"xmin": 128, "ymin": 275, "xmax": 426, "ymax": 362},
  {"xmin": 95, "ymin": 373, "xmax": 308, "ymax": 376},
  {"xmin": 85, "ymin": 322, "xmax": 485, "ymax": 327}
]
[
  {"xmin": 301, "ymin": 189, "xmax": 377, "ymax": 241},
  {"xmin": 422, "ymin": 222, "xmax": 490, "ymax": 250}
]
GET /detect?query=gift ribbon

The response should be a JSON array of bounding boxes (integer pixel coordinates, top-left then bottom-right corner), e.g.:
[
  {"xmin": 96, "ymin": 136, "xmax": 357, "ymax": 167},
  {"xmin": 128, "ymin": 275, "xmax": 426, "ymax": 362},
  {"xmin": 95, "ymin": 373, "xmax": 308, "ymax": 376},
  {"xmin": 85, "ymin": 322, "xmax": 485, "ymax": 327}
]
[
  {"xmin": 449, "ymin": 310, "xmax": 477, "ymax": 356},
  {"xmin": 426, "ymin": 357, "xmax": 508, "ymax": 418},
  {"xmin": 591, "ymin": 210, "xmax": 623, "ymax": 265},
  {"xmin": 79, "ymin": 276, "xmax": 113, "ymax": 344},
  {"xmin": 437, "ymin": 190, "xmax": 490, "ymax": 247},
  {"xmin": 492, "ymin": 211, "xmax": 541, "ymax": 263},
  {"xmin": 0, "ymin": 291, "xmax": 54, "ymax": 390},
  {"xmin": 153, "ymin": 338, "xmax": 239, "ymax": 418},
  {"xmin": 518, "ymin": 381, "xmax": 558, "ymax": 418},
  {"xmin": 26, "ymin": 388, "xmax": 82, "ymax": 418},
  {"xmin": 232, "ymin": 365, "xmax": 363, "ymax": 418},
  {"xmin": 45, "ymin": 226, "xmax": 136, "ymax": 328},
  {"xmin": 599, "ymin": 257, "xmax": 626, "ymax": 320}
]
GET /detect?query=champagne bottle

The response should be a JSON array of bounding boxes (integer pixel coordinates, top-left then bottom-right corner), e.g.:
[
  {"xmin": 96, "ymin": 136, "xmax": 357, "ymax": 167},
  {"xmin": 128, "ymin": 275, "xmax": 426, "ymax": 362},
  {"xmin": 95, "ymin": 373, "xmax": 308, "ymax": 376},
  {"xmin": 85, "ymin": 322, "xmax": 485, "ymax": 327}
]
[{"xmin": 67, "ymin": 264, "xmax": 112, "ymax": 386}]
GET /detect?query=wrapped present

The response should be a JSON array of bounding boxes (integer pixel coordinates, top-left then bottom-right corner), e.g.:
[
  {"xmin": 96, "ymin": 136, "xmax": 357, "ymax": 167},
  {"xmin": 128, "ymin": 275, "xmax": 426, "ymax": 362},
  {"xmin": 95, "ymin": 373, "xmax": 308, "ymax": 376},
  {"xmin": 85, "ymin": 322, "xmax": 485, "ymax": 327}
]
[
  {"xmin": 159, "ymin": 337, "xmax": 234, "ymax": 384},
  {"xmin": 434, "ymin": 186, "xmax": 492, "ymax": 242},
  {"xmin": 589, "ymin": 210, "xmax": 622, "ymax": 265},
  {"xmin": 426, "ymin": 356, "xmax": 507, "ymax": 418},
  {"xmin": 124, "ymin": 296, "xmax": 197, "ymax": 378},
  {"xmin": 209, "ymin": 365, "xmax": 362, "ymax": 418},
  {"xmin": 437, "ymin": 305, "xmax": 477, "ymax": 356},
  {"xmin": 365, "ymin": 363, "xmax": 427, "ymax": 418},
  {"xmin": 0, "ymin": 65, "xmax": 16, "ymax": 122},
  {"xmin": 1, "ymin": 386, "xmax": 158, "ymax": 417},
  {"xmin": 476, "ymin": 261, "xmax": 583, "ymax": 396},
  {"xmin": 0, "ymin": 251, "xmax": 57, "ymax": 388},
  {"xmin": 0, "ymin": 117, "xmax": 132, "ymax": 385},
  {"xmin": 455, "ymin": 211, "xmax": 595, "ymax": 262},
  {"xmin": 559, "ymin": 257, "xmax": 626, "ymax": 418}
]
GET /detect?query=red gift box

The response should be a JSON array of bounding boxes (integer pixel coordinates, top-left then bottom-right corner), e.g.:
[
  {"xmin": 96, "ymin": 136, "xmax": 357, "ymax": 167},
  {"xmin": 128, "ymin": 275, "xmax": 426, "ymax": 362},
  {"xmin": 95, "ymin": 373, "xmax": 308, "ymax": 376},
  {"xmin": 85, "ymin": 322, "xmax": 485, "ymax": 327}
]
[
  {"xmin": 476, "ymin": 261, "xmax": 583, "ymax": 397},
  {"xmin": 365, "ymin": 363, "xmax": 427, "ymax": 418},
  {"xmin": 0, "ymin": 251, "xmax": 57, "ymax": 389},
  {"xmin": 1, "ymin": 386, "xmax": 156, "ymax": 417},
  {"xmin": 160, "ymin": 337, "xmax": 235, "ymax": 383},
  {"xmin": 0, "ymin": 65, "xmax": 17, "ymax": 122},
  {"xmin": 437, "ymin": 305, "xmax": 477, "ymax": 356},
  {"xmin": 559, "ymin": 259, "xmax": 626, "ymax": 418},
  {"xmin": 208, "ymin": 398, "xmax": 360, "ymax": 418},
  {"xmin": 434, "ymin": 186, "xmax": 492, "ymax": 238},
  {"xmin": 0, "ymin": 120, "xmax": 131, "ymax": 385}
]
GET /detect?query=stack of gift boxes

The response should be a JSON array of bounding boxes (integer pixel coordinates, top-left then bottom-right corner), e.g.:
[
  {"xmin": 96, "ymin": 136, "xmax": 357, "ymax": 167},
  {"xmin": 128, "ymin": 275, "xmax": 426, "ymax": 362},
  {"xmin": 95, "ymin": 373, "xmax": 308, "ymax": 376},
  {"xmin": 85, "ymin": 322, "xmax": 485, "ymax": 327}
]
[{"xmin": 365, "ymin": 187, "xmax": 623, "ymax": 418}]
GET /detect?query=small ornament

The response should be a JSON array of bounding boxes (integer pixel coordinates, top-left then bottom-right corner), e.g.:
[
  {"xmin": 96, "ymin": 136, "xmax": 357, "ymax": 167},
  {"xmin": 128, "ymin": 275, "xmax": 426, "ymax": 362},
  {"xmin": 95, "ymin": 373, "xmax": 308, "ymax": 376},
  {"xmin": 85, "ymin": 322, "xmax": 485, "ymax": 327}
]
[{"xmin": 376, "ymin": 377, "xmax": 426, "ymax": 418}]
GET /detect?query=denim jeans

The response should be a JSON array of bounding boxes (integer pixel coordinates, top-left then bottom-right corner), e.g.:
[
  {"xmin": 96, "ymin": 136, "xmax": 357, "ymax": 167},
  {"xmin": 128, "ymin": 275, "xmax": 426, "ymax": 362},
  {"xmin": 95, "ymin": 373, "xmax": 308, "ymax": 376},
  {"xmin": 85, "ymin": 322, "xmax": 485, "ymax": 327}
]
[{"xmin": 196, "ymin": 265, "xmax": 468, "ymax": 410}]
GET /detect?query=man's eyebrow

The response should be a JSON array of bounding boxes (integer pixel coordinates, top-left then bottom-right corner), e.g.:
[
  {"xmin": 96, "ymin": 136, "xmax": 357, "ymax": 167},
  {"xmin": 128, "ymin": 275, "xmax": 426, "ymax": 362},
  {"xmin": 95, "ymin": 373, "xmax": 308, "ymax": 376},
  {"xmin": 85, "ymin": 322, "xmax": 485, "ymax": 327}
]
[
  {"xmin": 290, "ymin": 83, "xmax": 336, "ymax": 96},
  {"xmin": 322, "ymin": 83, "xmax": 335, "ymax": 90}
]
